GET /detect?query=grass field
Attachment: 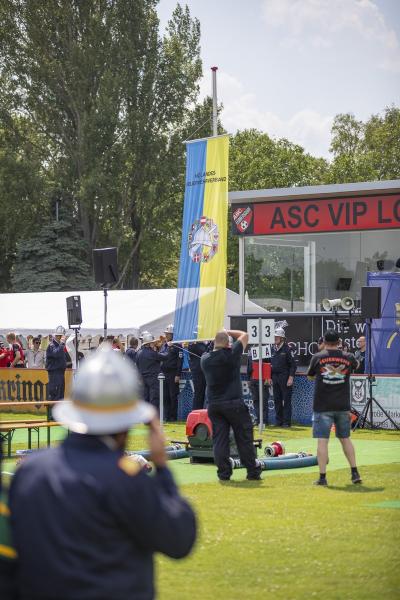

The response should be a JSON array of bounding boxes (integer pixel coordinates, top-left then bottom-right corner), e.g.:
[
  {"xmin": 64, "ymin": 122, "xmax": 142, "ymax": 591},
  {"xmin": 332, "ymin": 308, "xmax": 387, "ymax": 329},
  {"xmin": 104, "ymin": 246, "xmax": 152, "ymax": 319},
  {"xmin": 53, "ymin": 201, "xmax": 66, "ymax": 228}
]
[{"xmin": 2, "ymin": 417, "xmax": 399, "ymax": 599}]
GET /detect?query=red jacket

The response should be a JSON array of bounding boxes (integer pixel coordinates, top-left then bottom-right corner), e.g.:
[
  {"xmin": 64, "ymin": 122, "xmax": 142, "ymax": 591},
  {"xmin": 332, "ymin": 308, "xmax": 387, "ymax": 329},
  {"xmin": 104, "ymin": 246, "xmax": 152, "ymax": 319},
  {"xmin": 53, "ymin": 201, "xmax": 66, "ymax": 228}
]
[{"xmin": 0, "ymin": 347, "xmax": 12, "ymax": 367}]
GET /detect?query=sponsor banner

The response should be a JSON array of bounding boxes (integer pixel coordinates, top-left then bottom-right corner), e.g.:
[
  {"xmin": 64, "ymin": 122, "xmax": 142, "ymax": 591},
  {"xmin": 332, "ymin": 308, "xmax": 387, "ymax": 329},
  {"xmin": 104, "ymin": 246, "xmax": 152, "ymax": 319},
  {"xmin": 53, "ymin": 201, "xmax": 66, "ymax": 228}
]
[
  {"xmin": 174, "ymin": 135, "xmax": 229, "ymax": 341},
  {"xmin": 0, "ymin": 368, "xmax": 73, "ymax": 412},
  {"xmin": 231, "ymin": 314, "xmax": 368, "ymax": 368},
  {"xmin": 351, "ymin": 376, "xmax": 400, "ymax": 429},
  {"xmin": 231, "ymin": 194, "xmax": 400, "ymax": 236},
  {"xmin": 366, "ymin": 272, "xmax": 400, "ymax": 375}
]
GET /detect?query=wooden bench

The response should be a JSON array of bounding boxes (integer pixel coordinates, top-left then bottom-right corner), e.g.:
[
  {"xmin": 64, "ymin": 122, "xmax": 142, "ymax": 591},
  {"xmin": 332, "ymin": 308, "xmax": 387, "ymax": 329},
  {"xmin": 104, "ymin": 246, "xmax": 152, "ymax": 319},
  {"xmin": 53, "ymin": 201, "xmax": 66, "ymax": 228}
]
[
  {"xmin": 0, "ymin": 401, "xmax": 61, "ymax": 457},
  {"xmin": 0, "ymin": 421, "xmax": 62, "ymax": 458}
]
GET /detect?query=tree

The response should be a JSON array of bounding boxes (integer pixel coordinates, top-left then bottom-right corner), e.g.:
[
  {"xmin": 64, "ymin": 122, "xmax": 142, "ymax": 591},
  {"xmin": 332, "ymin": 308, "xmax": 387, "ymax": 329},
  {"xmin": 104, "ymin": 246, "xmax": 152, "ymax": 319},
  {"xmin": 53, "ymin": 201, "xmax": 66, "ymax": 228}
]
[
  {"xmin": 0, "ymin": 113, "xmax": 49, "ymax": 292},
  {"xmin": 328, "ymin": 106, "xmax": 400, "ymax": 182},
  {"xmin": 11, "ymin": 214, "xmax": 95, "ymax": 292},
  {"xmin": 227, "ymin": 129, "xmax": 329, "ymax": 291},
  {"xmin": 0, "ymin": 0, "xmax": 202, "ymax": 289}
]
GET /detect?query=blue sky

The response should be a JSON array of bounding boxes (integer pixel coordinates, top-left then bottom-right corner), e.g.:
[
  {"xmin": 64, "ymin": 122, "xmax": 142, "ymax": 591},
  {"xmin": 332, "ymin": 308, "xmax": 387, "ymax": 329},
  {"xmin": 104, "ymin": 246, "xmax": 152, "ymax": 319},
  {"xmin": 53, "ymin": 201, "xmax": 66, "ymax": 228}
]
[{"xmin": 158, "ymin": 0, "xmax": 400, "ymax": 159}]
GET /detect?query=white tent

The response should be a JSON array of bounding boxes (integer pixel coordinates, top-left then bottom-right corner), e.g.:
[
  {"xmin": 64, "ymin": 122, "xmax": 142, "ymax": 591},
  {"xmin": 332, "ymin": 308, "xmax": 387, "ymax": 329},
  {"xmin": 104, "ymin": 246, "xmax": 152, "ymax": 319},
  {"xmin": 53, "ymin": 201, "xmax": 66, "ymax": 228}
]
[{"xmin": 0, "ymin": 288, "xmax": 265, "ymax": 337}]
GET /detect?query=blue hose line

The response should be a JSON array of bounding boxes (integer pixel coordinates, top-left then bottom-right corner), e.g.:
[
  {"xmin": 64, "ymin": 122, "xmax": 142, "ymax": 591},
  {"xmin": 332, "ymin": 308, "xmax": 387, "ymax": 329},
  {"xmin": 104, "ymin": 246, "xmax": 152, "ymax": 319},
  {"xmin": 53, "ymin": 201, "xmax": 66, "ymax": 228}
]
[
  {"xmin": 165, "ymin": 449, "xmax": 190, "ymax": 460},
  {"xmin": 258, "ymin": 456, "xmax": 318, "ymax": 470},
  {"xmin": 127, "ymin": 447, "xmax": 189, "ymax": 461}
]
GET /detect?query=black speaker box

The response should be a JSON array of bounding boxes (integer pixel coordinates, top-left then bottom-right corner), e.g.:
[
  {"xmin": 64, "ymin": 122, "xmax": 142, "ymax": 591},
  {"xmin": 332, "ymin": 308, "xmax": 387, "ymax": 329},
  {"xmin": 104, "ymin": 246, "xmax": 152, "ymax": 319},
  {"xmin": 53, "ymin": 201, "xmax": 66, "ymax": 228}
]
[
  {"xmin": 92, "ymin": 247, "xmax": 118, "ymax": 285},
  {"xmin": 361, "ymin": 287, "xmax": 381, "ymax": 319},
  {"xmin": 66, "ymin": 295, "xmax": 82, "ymax": 328}
]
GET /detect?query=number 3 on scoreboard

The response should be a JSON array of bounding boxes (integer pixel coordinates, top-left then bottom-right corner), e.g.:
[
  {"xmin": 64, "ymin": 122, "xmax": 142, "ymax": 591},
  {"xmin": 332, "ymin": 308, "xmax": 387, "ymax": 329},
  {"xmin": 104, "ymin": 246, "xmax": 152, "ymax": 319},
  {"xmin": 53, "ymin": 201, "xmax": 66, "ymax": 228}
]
[
  {"xmin": 247, "ymin": 319, "xmax": 275, "ymax": 343},
  {"xmin": 247, "ymin": 319, "xmax": 260, "ymax": 342}
]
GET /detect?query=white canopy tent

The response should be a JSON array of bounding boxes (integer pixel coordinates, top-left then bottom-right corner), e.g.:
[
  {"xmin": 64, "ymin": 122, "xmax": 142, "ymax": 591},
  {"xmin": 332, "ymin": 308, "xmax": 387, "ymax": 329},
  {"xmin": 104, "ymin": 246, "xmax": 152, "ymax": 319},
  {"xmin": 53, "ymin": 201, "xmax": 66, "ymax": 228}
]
[{"xmin": 0, "ymin": 288, "xmax": 265, "ymax": 338}]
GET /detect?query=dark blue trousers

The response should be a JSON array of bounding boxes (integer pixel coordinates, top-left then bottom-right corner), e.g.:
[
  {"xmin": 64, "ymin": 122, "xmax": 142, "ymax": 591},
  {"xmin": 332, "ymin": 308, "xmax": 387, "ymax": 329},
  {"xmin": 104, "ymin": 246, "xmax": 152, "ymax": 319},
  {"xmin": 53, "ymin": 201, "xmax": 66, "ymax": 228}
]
[
  {"xmin": 47, "ymin": 369, "xmax": 65, "ymax": 401},
  {"xmin": 272, "ymin": 373, "xmax": 293, "ymax": 426},
  {"xmin": 163, "ymin": 372, "xmax": 179, "ymax": 421},
  {"xmin": 191, "ymin": 369, "xmax": 206, "ymax": 410},
  {"xmin": 143, "ymin": 376, "xmax": 160, "ymax": 411}
]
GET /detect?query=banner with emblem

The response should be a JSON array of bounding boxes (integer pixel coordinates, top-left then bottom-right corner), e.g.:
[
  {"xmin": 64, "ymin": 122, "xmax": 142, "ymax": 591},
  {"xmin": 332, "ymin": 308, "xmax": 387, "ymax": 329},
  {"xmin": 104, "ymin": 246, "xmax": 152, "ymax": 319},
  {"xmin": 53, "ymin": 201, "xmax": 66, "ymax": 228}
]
[
  {"xmin": 174, "ymin": 135, "xmax": 229, "ymax": 341},
  {"xmin": 366, "ymin": 272, "xmax": 400, "ymax": 374}
]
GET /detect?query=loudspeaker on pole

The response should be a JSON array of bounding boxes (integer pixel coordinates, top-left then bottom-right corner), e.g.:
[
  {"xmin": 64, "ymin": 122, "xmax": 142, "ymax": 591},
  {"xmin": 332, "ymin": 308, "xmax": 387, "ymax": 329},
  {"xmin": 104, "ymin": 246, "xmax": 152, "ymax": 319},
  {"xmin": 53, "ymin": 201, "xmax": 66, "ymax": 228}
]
[
  {"xmin": 92, "ymin": 247, "xmax": 118, "ymax": 285},
  {"xmin": 361, "ymin": 287, "xmax": 381, "ymax": 319},
  {"xmin": 66, "ymin": 295, "xmax": 82, "ymax": 328}
]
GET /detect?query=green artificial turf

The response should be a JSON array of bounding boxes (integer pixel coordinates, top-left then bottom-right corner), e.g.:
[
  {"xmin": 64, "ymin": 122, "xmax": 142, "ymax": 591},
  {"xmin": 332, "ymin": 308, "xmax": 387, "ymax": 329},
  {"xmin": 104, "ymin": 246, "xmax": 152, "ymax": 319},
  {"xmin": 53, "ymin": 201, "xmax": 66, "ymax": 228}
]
[
  {"xmin": 157, "ymin": 462, "xmax": 400, "ymax": 600},
  {"xmin": 2, "ymin": 418, "xmax": 399, "ymax": 598}
]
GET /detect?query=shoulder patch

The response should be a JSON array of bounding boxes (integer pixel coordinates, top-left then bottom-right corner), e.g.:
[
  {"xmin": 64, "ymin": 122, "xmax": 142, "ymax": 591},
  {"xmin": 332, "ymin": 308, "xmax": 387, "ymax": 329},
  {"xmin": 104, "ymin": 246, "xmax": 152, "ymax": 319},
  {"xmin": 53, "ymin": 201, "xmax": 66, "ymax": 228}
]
[{"xmin": 118, "ymin": 456, "xmax": 141, "ymax": 476}]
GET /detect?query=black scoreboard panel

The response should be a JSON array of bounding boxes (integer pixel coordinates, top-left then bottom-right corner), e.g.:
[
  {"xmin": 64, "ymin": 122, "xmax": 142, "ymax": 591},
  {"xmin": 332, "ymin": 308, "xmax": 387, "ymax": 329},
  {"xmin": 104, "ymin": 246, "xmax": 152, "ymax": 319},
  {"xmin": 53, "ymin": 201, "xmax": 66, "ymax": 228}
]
[{"xmin": 230, "ymin": 313, "xmax": 365, "ymax": 370}]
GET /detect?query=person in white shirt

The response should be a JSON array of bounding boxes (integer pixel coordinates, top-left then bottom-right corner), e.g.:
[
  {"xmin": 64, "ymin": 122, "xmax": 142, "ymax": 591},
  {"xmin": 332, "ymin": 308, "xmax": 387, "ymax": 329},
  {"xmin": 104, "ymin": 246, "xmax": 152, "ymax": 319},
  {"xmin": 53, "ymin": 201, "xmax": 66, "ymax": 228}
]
[{"xmin": 25, "ymin": 337, "xmax": 46, "ymax": 369}]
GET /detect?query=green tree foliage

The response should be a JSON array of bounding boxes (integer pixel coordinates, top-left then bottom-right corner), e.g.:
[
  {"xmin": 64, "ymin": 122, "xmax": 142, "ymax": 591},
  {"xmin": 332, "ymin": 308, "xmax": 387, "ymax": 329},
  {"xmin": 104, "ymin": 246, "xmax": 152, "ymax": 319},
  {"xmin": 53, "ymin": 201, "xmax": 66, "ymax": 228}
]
[
  {"xmin": 0, "ymin": 114, "xmax": 48, "ymax": 292},
  {"xmin": 0, "ymin": 0, "xmax": 202, "ymax": 289},
  {"xmin": 11, "ymin": 216, "xmax": 95, "ymax": 292},
  {"xmin": 328, "ymin": 106, "xmax": 400, "ymax": 182},
  {"xmin": 227, "ymin": 130, "xmax": 329, "ymax": 291}
]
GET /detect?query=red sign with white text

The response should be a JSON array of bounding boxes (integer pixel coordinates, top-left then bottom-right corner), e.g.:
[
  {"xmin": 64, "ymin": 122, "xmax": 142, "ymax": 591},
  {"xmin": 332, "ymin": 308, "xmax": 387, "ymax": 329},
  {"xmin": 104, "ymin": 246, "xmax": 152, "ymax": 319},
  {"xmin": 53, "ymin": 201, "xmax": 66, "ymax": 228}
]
[{"xmin": 231, "ymin": 194, "xmax": 400, "ymax": 235}]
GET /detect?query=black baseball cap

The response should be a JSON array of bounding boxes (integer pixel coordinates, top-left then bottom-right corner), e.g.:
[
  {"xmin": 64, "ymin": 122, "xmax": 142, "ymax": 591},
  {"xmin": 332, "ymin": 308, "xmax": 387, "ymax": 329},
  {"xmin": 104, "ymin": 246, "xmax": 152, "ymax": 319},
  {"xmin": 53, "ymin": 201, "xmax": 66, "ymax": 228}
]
[{"xmin": 324, "ymin": 329, "xmax": 339, "ymax": 343}]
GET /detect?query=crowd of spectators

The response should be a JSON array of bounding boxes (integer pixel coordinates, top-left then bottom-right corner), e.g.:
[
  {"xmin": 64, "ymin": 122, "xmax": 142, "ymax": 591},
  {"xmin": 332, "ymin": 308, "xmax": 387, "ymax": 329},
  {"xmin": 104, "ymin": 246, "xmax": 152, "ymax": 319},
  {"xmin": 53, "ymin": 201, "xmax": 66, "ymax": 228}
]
[{"xmin": 0, "ymin": 328, "xmax": 366, "ymax": 424}]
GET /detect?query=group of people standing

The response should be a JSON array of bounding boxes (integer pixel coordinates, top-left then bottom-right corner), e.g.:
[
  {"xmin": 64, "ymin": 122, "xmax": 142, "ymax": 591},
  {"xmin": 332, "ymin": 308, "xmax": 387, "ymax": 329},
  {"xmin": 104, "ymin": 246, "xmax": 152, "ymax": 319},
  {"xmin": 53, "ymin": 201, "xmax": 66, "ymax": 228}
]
[{"xmin": 123, "ymin": 326, "xmax": 209, "ymax": 422}]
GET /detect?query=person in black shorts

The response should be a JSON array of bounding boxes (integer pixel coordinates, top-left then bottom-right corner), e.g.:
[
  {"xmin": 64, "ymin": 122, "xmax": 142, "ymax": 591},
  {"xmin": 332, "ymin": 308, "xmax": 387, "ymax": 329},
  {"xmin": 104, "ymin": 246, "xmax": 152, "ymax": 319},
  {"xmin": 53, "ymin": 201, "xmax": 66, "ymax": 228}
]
[
  {"xmin": 307, "ymin": 329, "xmax": 362, "ymax": 486},
  {"xmin": 201, "ymin": 329, "xmax": 261, "ymax": 482}
]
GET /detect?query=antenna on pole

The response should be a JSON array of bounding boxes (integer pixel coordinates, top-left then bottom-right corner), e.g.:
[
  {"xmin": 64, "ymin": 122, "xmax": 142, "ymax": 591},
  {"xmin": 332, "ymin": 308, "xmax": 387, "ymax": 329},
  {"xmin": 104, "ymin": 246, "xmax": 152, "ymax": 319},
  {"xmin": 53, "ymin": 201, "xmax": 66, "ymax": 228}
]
[{"xmin": 211, "ymin": 66, "xmax": 218, "ymax": 136}]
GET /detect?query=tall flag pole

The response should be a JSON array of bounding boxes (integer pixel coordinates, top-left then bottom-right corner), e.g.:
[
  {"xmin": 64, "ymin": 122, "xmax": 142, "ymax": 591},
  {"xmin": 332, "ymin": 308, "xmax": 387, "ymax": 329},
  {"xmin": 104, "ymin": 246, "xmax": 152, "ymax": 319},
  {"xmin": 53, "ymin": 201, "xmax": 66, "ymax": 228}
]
[
  {"xmin": 211, "ymin": 66, "xmax": 218, "ymax": 136},
  {"xmin": 174, "ymin": 67, "xmax": 229, "ymax": 342}
]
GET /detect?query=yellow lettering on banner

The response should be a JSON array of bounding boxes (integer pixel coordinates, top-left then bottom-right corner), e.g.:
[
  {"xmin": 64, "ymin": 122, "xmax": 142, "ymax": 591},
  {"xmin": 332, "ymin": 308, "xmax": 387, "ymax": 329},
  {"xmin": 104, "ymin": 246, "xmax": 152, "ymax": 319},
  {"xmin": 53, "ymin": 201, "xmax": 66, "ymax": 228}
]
[{"xmin": 0, "ymin": 368, "xmax": 73, "ymax": 412}]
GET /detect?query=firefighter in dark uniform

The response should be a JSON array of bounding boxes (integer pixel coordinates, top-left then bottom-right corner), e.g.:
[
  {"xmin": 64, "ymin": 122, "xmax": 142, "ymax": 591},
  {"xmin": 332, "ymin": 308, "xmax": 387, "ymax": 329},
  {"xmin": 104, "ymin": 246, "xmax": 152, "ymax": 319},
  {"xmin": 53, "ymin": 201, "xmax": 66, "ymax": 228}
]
[
  {"xmin": 159, "ymin": 325, "xmax": 182, "ymax": 422},
  {"xmin": 201, "ymin": 329, "xmax": 262, "ymax": 481},
  {"xmin": 136, "ymin": 333, "xmax": 166, "ymax": 411},
  {"xmin": 45, "ymin": 325, "xmax": 67, "ymax": 400},
  {"xmin": 9, "ymin": 347, "xmax": 196, "ymax": 600},
  {"xmin": 188, "ymin": 341, "xmax": 208, "ymax": 410},
  {"xmin": 269, "ymin": 327, "xmax": 297, "ymax": 427}
]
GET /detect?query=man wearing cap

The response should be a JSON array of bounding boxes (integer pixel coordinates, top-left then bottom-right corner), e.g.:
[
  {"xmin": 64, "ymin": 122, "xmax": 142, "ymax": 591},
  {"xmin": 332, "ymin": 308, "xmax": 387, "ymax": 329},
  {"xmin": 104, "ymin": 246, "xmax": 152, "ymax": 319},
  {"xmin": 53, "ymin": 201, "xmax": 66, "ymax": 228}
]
[
  {"xmin": 307, "ymin": 329, "xmax": 362, "ymax": 486},
  {"xmin": 9, "ymin": 348, "xmax": 196, "ymax": 600},
  {"xmin": 201, "ymin": 329, "xmax": 262, "ymax": 481},
  {"xmin": 159, "ymin": 325, "xmax": 183, "ymax": 422},
  {"xmin": 270, "ymin": 328, "xmax": 297, "ymax": 427},
  {"xmin": 45, "ymin": 326, "xmax": 67, "ymax": 400},
  {"xmin": 136, "ymin": 333, "xmax": 166, "ymax": 411}
]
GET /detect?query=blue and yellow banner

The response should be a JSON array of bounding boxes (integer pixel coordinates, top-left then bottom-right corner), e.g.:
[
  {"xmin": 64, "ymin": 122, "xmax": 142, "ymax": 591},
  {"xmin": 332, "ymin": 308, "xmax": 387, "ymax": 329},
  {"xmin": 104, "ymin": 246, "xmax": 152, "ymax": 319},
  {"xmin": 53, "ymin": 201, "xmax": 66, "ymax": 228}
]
[{"xmin": 174, "ymin": 135, "xmax": 229, "ymax": 341}]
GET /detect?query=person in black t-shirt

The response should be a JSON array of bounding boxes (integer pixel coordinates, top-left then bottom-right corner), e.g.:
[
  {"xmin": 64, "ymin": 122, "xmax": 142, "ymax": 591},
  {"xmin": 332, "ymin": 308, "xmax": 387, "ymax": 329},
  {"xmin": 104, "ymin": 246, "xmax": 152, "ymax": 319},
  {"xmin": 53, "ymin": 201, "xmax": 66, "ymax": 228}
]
[
  {"xmin": 201, "ymin": 329, "xmax": 262, "ymax": 482},
  {"xmin": 307, "ymin": 329, "xmax": 362, "ymax": 486}
]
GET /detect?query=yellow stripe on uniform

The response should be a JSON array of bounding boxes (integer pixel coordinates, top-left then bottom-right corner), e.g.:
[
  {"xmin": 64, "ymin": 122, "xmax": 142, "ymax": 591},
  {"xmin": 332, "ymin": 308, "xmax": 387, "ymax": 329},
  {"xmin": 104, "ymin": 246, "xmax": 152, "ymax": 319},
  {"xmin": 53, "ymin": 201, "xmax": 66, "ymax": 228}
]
[
  {"xmin": 0, "ymin": 501, "xmax": 10, "ymax": 517},
  {"xmin": 198, "ymin": 136, "xmax": 229, "ymax": 339},
  {"xmin": 0, "ymin": 543, "xmax": 17, "ymax": 559}
]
